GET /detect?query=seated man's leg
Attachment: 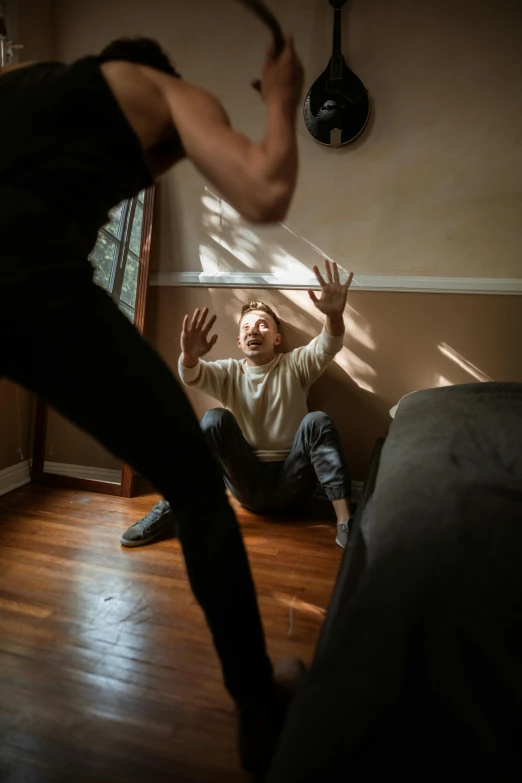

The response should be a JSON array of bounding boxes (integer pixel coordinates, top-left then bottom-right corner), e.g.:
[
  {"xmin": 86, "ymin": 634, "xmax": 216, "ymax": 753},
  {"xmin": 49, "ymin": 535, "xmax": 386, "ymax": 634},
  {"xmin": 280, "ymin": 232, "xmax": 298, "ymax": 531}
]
[
  {"xmin": 2, "ymin": 281, "xmax": 272, "ymax": 711},
  {"xmin": 275, "ymin": 412, "xmax": 353, "ymax": 545},
  {"xmin": 200, "ymin": 408, "xmax": 268, "ymax": 511},
  {"xmin": 122, "ymin": 407, "xmax": 266, "ymax": 544}
]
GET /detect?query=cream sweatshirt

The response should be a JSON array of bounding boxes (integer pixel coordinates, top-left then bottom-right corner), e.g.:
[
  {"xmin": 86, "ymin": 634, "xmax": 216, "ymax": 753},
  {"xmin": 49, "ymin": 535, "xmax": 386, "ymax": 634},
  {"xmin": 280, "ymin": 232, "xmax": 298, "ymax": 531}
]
[{"xmin": 178, "ymin": 328, "xmax": 344, "ymax": 462}]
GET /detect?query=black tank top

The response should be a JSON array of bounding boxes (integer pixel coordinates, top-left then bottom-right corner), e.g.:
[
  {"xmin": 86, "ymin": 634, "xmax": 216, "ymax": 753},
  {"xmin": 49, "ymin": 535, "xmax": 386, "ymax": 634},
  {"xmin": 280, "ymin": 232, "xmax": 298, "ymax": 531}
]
[{"xmin": 0, "ymin": 56, "xmax": 154, "ymax": 276}]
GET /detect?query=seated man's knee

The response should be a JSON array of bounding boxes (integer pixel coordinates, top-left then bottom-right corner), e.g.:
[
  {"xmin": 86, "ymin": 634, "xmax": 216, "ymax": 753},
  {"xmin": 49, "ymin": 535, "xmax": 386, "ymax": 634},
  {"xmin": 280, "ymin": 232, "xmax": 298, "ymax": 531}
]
[
  {"xmin": 200, "ymin": 407, "xmax": 235, "ymax": 435},
  {"xmin": 303, "ymin": 411, "xmax": 334, "ymax": 432}
]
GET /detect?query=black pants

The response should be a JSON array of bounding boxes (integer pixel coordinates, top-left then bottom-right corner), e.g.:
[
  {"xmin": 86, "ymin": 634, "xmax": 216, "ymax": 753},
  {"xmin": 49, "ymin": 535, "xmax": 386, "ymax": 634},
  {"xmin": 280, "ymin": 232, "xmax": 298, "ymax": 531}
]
[
  {"xmin": 201, "ymin": 408, "xmax": 351, "ymax": 513},
  {"xmin": 0, "ymin": 275, "xmax": 272, "ymax": 705}
]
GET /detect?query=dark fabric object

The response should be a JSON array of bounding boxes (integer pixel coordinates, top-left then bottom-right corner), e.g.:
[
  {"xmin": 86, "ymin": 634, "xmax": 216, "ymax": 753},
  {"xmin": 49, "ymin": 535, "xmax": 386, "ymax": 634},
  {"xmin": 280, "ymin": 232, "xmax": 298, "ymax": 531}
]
[
  {"xmin": 0, "ymin": 280, "xmax": 273, "ymax": 706},
  {"xmin": 201, "ymin": 408, "xmax": 351, "ymax": 513},
  {"xmin": 268, "ymin": 382, "xmax": 522, "ymax": 782},
  {"xmin": 0, "ymin": 57, "xmax": 152, "ymax": 281}
]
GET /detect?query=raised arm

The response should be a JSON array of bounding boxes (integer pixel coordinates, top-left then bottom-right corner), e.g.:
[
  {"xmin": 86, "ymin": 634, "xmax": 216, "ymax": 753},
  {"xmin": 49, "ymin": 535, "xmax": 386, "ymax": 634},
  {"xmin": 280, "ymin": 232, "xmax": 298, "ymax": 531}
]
[
  {"xmin": 178, "ymin": 308, "xmax": 229, "ymax": 403},
  {"xmin": 103, "ymin": 36, "xmax": 302, "ymax": 223},
  {"xmin": 287, "ymin": 261, "xmax": 353, "ymax": 388},
  {"xmin": 308, "ymin": 260, "xmax": 354, "ymax": 336},
  {"xmin": 162, "ymin": 37, "xmax": 303, "ymax": 223},
  {"xmin": 101, "ymin": 36, "xmax": 302, "ymax": 221},
  {"xmin": 180, "ymin": 307, "xmax": 218, "ymax": 369}
]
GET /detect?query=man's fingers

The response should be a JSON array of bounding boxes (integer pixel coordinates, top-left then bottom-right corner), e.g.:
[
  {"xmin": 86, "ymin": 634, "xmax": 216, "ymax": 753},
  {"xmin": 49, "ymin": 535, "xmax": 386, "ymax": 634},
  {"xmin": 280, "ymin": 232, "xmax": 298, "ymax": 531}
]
[
  {"xmin": 308, "ymin": 289, "xmax": 319, "ymax": 305},
  {"xmin": 208, "ymin": 333, "xmax": 218, "ymax": 349},
  {"xmin": 196, "ymin": 306, "xmax": 209, "ymax": 331},
  {"xmin": 182, "ymin": 314, "xmax": 190, "ymax": 333},
  {"xmin": 312, "ymin": 265, "xmax": 326, "ymax": 287},
  {"xmin": 343, "ymin": 271, "xmax": 354, "ymax": 290},
  {"xmin": 332, "ymin": 261, "xmax": 340, "ymax": 284},
  {"xmin": 324, "ymin": 258, "xmax": 333, "ymax": 283},
  {"xmin": 190, "ymin": 308, "xmax": 201, "ymax": 330},
  {"xmin": 203, "ymin": 313, "xmax": 217, "ymax": 336}
]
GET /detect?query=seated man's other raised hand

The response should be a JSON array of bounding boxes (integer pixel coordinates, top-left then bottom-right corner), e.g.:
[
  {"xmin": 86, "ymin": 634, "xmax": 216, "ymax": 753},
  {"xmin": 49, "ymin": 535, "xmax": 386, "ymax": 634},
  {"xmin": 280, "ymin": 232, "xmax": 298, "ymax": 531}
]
[{"xmin": 181, "ymin": 307, "xmax": 218, "ymax": 367}]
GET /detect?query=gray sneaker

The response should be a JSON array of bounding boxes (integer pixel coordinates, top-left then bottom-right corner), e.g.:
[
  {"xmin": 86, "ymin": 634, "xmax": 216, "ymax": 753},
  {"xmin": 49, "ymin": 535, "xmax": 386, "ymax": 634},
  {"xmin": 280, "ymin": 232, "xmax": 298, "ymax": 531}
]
[
  {"xmin": 120, "ymin": 500, "xmax": 177, "ymax": 547},
  {"xmin": 336, "ymin": 520, "xmax": 351, "ymax": 549}
]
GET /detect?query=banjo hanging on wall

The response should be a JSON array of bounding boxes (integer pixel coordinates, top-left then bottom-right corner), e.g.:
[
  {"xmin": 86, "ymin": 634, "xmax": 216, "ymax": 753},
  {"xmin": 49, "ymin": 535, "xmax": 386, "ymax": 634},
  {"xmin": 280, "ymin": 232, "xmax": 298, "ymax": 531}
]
[{"xmin": 304, "ymin": 0, "xmax": 370, "ymax": 147}]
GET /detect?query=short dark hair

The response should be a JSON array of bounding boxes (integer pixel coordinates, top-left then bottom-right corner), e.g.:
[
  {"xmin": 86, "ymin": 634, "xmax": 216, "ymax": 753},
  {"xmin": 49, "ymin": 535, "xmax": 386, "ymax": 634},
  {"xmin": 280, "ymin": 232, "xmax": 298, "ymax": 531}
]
[
  {"xmin": 98, "ymin": 37, "xmax": 181, "ymax": 78},
  {"xmin": 240, "ymin": 301, "xmax": 281, "ymax": 331}
]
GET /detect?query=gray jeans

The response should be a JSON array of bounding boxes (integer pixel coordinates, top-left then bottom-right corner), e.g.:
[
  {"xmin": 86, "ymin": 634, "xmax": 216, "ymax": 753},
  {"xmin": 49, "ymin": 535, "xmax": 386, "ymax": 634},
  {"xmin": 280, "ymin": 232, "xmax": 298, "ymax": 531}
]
[{"xmin": 201, "ymin": 408, "xmax": 351, "ymax": 514}]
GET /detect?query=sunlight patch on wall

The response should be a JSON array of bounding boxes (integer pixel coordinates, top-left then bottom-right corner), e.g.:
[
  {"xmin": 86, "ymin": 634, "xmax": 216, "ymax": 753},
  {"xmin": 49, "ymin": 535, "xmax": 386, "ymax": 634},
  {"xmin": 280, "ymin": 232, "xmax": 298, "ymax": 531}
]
[
  {"xmin": 269, "ymin": 250, "xmax": 318, "ymax": 282},
  {"xmin": 201, "ymin": 191, "xmax": 259, "ymax": 271},
  {"xmin": 268, "ymin": 288, "xmax": 320, "ymax": 319},
  {"xmin": 278, "ymin": 218, "xmax": 354, "ymax": 283},
  {"xmin": 344, "ymin": 313, "xmax": 376, "ymax": 350},
  {"xmin": 201, "ymin": 187, "xmax": 355, "ymax": 281},
  {"xmin": 438, "ymin": 343, "xmax": 491, "ymax": 382},
  {"xmin": 334, "ymin": 346, "xmax": 377, "ymax": 393},
  {"xmin": 201, "ymin": 193, "xmax": 241, "ymax": 224},
  {"xmin": 208, "ymin": 235, "xmax": 257, "ymax": 269},
  {"xmin": 276, "ymin": 289, "xmax": 333, "ymax": 337},
  {"xmin": 278, "ymin": 289, "xmax": 375, "ymax": 350},
  {"xmin": 235, "ymin": 227, "xmax": 261, "ymax": 246},
  {"xmin": 435, "ymin": 375, "xmax": 454, "ymax": 387},
  {"xmin": 199, "ymin": 244, "xmax": 219, "ymax": 275},
  {"xmin": 201, "ymin": 194, "xmax": 222, "ymax": 215}
]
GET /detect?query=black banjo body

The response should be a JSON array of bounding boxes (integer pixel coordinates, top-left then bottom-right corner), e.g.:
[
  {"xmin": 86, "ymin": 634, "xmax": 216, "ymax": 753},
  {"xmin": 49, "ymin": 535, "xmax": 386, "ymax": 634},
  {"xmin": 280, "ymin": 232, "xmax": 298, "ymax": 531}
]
[{"xmin": 304, "ymin": 0, "xmax": 370, "ymax": 147}]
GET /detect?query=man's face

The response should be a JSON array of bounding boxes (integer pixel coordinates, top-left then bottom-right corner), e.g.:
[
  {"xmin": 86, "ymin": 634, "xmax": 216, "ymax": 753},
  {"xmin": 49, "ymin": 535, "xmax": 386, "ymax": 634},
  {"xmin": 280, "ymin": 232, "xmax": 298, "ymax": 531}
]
[{"xmin": 237, "ymin": 310, "xmax": 281, "ymax": 365}]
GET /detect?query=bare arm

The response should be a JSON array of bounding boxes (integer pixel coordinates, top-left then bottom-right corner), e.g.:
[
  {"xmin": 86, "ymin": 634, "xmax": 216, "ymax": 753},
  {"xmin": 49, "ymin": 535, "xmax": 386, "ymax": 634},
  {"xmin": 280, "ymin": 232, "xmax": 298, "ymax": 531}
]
[
  {"xmin": 149, "ymin": 38, "xmax": 303, "ymax": 223},
  {"xmin": 178, "ymin": 308, "xmax": 229, "ymax": 402},
  {"xmin": 286, "ymin": 261, "xmax": 352, "ymax": 388},
  {"xmin": 169, "ymin": 88, "xmax": 298, "ymax": 223}
]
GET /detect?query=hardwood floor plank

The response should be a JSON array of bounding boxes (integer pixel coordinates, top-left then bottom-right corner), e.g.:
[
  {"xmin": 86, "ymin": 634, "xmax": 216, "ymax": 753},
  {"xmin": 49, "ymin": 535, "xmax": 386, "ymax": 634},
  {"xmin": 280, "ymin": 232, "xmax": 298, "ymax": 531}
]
[{"xmin": 0, "ymin": 485, "xmax": 341, "ymax": 781}]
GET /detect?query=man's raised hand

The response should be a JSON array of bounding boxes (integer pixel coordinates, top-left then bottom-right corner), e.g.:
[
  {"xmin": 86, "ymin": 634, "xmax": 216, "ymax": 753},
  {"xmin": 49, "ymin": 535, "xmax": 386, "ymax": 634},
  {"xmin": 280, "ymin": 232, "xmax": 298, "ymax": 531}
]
[
  {"xmin": 308, "ymin": 260, "xmax": 353, "ymax": 315},
  {"xmin": 181, "ymin": 307, "xmax": 218, "ymax": 367}
]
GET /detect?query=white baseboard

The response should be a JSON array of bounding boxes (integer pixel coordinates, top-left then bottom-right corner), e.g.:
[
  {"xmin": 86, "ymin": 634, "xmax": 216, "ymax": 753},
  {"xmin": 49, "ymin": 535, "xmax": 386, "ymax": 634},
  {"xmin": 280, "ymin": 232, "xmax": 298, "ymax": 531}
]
[
  {"xmin": 150, "ymin": 271, "xmax": 522, "ymax": 295},
  {"xmin": 0, "ymin": 460, "xmax": 31, "ymax": 497},
  {"xmin": 43, "ymin": 462, "xmax": 121, "ymax": 484}
]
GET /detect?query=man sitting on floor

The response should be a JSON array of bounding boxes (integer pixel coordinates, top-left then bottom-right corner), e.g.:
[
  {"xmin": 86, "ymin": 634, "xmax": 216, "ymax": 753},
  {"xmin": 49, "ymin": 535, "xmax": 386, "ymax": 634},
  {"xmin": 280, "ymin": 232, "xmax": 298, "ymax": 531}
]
[{"xmin": 122, "ymin": 260, "xmax": 355, "ymax": 549}]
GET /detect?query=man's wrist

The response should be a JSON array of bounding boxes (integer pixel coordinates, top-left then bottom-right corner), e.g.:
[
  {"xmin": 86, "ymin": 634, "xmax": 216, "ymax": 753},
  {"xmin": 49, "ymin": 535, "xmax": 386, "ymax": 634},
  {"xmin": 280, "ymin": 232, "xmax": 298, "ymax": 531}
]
[
  {"xmin": 266, "ymin": 95, "xmax": 298, "ymax": 123},
  {"xmin": 325, "ymin": 313, "xmax": 345, "ymax": 337},
  {"xmin": 181, "ymin": 352, "xmax": 199, "ymax": 368}
]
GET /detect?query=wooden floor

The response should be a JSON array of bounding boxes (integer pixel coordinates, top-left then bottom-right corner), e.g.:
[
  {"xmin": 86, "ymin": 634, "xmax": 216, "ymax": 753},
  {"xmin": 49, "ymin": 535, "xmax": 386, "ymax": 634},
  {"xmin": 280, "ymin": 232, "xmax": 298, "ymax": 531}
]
[{"xmin": 0, "ymin": 485, "xmax": 342, "ymax": 783}]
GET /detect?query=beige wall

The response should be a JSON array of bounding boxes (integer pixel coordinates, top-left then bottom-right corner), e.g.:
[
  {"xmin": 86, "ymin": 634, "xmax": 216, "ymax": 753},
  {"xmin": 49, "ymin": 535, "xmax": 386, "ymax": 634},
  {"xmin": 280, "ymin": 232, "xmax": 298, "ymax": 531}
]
[
  {"xmin": 13, "ymin": 0, "xmax": 520, "ymax": 479},
  {"xmin": 54, "ymin": 0, "xmax": 522, "ymax": 280},
  {"xmin": 145, "ymin": 287, "xmax": 522, "ymax": 479}
]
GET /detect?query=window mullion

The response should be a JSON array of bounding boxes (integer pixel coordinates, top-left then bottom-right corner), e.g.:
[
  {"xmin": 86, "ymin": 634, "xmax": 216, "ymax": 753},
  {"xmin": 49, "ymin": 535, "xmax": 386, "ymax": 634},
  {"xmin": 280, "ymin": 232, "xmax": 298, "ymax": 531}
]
[{"xmin": 111, "ymin": 199, "xmax": 134, "ymax": 302}]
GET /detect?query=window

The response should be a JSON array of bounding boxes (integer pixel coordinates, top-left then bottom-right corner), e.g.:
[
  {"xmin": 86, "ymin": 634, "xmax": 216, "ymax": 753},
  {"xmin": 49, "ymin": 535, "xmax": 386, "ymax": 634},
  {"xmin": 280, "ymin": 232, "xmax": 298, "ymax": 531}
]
[{"xmin": 89, "ymin": 190, "xmax": 145, "ymax": 322}]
